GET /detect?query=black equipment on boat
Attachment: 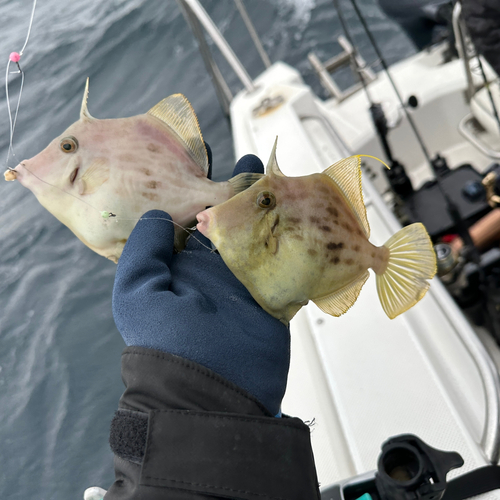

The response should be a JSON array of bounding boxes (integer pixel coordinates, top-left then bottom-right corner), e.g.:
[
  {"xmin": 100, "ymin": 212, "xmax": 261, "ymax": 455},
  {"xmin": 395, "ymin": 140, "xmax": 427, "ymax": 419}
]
[{"xmin": 321, "ymin": 433, "xmax": 500, "ymax": 500}]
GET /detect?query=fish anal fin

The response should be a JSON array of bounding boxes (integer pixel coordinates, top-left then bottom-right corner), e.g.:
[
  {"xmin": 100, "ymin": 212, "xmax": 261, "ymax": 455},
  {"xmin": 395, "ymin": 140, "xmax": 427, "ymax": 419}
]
[
  {"xmin": 323, "ymin": 156, "xmax": 370, "ymax": 238},
  {"xmin": 313, "ymin": 271, "xmax": 369, "ymax": 317},
  {"xmin": 147, "ymin": 94, "xmax": 208, "ymax": 175}
]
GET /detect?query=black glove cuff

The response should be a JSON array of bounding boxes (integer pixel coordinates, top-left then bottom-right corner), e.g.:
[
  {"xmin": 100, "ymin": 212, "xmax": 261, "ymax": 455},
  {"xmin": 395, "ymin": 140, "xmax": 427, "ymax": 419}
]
[{"xmin": 110, "ymin": 408, "xmax": 319, "ymax": 500}]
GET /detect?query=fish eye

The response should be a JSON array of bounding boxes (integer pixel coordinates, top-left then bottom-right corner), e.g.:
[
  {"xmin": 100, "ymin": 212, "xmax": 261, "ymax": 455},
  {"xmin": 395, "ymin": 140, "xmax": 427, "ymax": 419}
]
[
  {"xmin": 257, "ymin": 191, "xmax": 276, "ymax": 209},
  {"xmin": 60, "ymin": 136, "xmax": 79, "ymax": 153}
]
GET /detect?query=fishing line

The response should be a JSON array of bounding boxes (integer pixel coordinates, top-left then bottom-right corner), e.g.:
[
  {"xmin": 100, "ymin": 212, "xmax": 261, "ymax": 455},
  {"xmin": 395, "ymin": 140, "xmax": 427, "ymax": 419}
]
[
  {"xmin": 114, "ymin": 218, "xmax": 216, "ymax": 252},
  {"xmin": 5, "ymin": 0, "xmax": 38, "ymax": 167},
  {"xmin": 11, "ymin": 163, "xmax": 215, "ymax": 252},
  {"xmin": 346, "ymin": 0, "xmax": 434, "ymax": 168}
]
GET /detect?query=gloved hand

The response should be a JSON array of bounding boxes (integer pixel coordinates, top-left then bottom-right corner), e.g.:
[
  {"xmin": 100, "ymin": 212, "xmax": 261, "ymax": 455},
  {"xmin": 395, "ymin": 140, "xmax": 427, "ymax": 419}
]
[{"xmin": 112, "ymin": 153, "xmax": 290, "ymax": 417}]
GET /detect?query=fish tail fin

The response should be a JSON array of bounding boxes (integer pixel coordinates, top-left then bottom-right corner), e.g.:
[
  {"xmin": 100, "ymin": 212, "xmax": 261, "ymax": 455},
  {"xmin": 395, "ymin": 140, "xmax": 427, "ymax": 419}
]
[
  {"xmin": 228, "ymin": 172, "xmax": 264, "ymax": 194},
  {"xmin": 376, "ymin": 223, "xmax": 436, "ymax": 319}
]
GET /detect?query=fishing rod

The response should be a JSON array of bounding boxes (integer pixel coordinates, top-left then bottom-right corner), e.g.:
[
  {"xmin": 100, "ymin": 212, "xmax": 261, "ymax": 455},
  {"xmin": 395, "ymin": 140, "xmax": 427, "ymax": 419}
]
[
  {"xmin": 333, "ymin": 0, "xmax": 415, "ymax": 197},
  {"xmin": 348, "ymin": 0, "xmax": 433, "ymax": 166},
  {"xmin": 333, "ymin": 0, "xmax": 479, "ymax": 264}
]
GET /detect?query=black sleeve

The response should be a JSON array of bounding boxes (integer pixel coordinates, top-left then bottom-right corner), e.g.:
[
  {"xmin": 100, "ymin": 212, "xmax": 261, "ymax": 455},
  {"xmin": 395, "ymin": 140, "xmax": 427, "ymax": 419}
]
[{"xmin": 104, "ymin": 346, "xmax": 321, "ymax": 500}]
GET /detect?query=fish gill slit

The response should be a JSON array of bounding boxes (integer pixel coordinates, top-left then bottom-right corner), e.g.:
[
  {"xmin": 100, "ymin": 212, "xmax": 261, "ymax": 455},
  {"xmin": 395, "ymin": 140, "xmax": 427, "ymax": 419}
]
[{"xmin": 271, "ymin": 214, "xmax": 280, "ymax": 234}]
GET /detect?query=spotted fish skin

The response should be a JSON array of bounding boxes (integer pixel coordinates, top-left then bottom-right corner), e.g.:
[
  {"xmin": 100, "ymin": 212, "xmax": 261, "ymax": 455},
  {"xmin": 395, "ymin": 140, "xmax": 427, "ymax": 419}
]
[{"xmin": 197, "ymin": 140, "xmax": 436, "ymax": 324}]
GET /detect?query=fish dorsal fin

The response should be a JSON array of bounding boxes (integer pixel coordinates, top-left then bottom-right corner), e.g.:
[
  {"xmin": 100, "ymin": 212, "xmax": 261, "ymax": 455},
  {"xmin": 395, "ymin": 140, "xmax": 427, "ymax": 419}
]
[
  {"xmin": 266, "ymin": 137, "xmax": 285, "ymax": 176},
  {"xmin": 147, "ymin": 94, "xmax": 208, "ymax": 175},
  {"xmin": 313, "ymin": 271, "xmax": 369, "ymax": 317},
  {"xmin": 323, "ymin": 155, "xmax": 370, "ymax": 238}
]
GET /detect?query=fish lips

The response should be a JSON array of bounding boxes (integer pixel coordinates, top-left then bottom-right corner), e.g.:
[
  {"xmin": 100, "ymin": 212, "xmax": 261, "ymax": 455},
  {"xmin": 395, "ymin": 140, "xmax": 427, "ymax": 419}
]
[
  {"xmin": 4, "ymin": 163, "xmax": 25, "ymax": 182},
  {"xmin": 196, "ymin": 209, "xmax": 212, "ymax": 237},
  {"xmin": 3, "ymin": 168, "xmax": 17, "ymax": 181}
]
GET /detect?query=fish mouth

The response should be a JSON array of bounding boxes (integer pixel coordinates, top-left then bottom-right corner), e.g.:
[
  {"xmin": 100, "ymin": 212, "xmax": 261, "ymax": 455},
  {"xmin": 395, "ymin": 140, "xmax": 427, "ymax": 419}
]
[
  {"xmin": 196, "ymin": 209, "xmax": 212, "ymax": 237},
  {"xmin": 4, "ymin": 168, "xmax": 18, "ymax": 181},
  {"xmin": 3, "ymin": 162, "xmax": 24, "ymax": 182}
]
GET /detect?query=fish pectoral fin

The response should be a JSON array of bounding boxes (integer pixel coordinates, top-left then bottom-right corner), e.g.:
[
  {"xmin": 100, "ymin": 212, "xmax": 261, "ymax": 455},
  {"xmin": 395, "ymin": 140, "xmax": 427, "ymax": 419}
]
[
  {"xmin": 313, "ymin": 271, "xmax": 369, "ymax": 317},
  {"xmin": 147, "ymin": 94, "xmax": 208, "ymax": 176},
  {"xmin": 264, "ymin": 213, "xmax": 280, "ymax": 254},
  {"xmin": 79, "ymin": 158, "xmax": 110, "ymax": 195},
  {"xmin": 323, "ymin": 156, "xmax": 370, "ymax": 238}
]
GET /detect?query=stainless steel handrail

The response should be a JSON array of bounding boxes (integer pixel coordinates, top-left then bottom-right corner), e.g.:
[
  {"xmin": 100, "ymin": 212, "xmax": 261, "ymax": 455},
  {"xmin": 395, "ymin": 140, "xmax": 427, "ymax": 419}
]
[
  {"xmin": 177, "ymin": 0, "xmax": 233, "ymax": 115},
  {"xmin": 459, "ymin": 113, "xmax": 500, "ymax": 160},
  {"xmin": 452, "ymin": 2, "xmax": 476, "ymax": 101},
  {"xmin": 234, "ymin": 0, "xmax": 271, "ymax": 69},
  {"xmin": 178, "ymin": 0, "xmax": 255, "ymax": 93},
  {"xmin": 308, "ymin": 35, "xmax": 376, "ymax": 102}
]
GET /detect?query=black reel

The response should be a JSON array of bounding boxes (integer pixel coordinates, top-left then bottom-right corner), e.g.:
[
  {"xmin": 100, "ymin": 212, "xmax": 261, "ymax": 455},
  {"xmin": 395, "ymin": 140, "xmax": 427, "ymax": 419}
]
[
  {"xmin": 374, "ymin": 435, "xmax": 463, "ymax": 500},
  {"xmin": 321, "ymin": 434, "xmax": 464, "ymax": 500}
]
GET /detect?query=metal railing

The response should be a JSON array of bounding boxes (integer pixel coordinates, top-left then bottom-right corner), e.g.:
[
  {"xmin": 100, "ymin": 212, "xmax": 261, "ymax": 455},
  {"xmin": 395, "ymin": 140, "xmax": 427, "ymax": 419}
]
[
  {"xmin": 308, "ymin": 35, "xmax": 376, "ymax": 101},
  {"xmin": 452, "ymin": 2, "xmax": 476, "ymax": 102},
  {"xmin": 176, "ymin": 0, "xmax": 269, "ymax": 115},
  {"xmin": 458, "ymin": 114, "xmax": 500, "ymax": 160}
]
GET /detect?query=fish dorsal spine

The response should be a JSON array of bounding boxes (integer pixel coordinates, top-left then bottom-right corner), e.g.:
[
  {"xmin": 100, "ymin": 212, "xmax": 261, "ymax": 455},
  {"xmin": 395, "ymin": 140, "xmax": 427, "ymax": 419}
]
[
  {"xmin": 147, "ymin": 94, "xmax": 208, "ymax": 175},
  {"xmin": 80, "ymin": 78, "xmax": 94, "ymax": 121},
  {"xmin": 323, "ymin": 155, "xmax": 370, "ymax": 238},
  {"xmin": 265, "ymin": 138, "xmax": 285, "ymax": 176}
]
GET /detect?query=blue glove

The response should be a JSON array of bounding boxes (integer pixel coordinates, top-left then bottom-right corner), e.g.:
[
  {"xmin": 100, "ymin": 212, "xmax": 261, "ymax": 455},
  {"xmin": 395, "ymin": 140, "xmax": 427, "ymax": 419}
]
[{"xmin": 112, "ymin": 154, "xmax": 290, "ymax": 417}]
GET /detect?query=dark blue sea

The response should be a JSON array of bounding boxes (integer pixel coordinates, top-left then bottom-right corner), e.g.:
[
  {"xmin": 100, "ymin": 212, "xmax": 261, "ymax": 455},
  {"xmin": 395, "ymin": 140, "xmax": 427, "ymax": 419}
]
[{"xmin": 0, "ymin": 1, "xmax": 414, "ymax": 498}]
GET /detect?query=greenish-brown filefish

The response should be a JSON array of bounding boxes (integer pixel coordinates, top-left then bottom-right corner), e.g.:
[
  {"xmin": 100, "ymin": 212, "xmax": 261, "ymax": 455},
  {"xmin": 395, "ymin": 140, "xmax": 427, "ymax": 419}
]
[{"xmin": 196, "ymin": 140, "xmax": 437, "ymax": 323}]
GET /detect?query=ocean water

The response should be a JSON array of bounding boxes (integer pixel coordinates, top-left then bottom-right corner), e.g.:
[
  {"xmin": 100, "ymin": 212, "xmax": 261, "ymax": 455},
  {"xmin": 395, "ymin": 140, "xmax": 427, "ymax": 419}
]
[{"xmin": 0, "ymin": 1, "xmax": 414, "ymax": 498}]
